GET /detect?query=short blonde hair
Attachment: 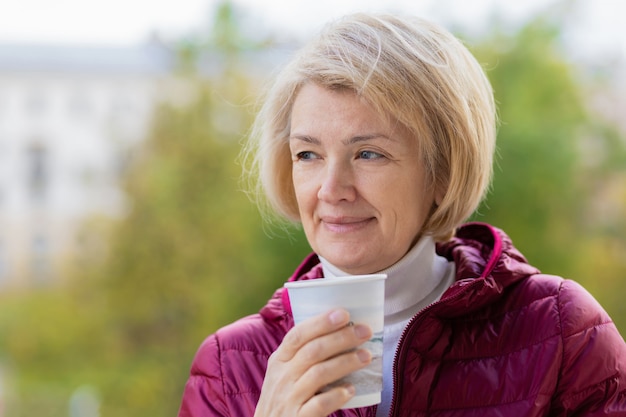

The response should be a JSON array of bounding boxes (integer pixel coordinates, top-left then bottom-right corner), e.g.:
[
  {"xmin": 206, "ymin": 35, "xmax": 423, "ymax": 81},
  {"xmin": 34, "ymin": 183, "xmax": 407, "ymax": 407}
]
[{"xmin": 243, "ymin": 13, "xmax": 496, "ymax": 241}]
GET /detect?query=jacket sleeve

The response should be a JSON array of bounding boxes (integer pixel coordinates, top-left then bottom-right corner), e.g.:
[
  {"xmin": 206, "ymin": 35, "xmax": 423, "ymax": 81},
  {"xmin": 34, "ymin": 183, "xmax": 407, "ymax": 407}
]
[
  {"xmin": 551, "ymin": 279, "xmax": 626, "ymax": 416},
  {"xmin": 178, "ymin": 334, "xmax": 230, "ymax": 417}
]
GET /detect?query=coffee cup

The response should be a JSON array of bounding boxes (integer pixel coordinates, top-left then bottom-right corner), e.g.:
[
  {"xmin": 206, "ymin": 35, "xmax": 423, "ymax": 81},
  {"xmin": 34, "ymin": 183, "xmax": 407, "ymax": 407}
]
[{"xmin": 284, "ymin": 273, "xmax": 386, "ymax": 408}]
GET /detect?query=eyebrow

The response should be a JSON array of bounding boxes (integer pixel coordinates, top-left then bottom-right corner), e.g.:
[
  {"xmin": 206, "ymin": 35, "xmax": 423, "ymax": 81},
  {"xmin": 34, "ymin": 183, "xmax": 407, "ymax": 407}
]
[
  {"xmin": 289, "ymin": 134, "xmax": 320, "ymax": 144},
  {"xmin": 289, "ymin": 133, "xmax": 393, "ymax": 145}
]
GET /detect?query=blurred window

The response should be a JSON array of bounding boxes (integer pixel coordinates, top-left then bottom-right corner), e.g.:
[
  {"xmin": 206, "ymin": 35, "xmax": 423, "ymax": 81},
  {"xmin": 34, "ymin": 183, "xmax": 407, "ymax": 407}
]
[
  {"xmin": 26, "ymin": 143, "xmax": 49, "ymax": 203},
  {"xmin": 68, "ymin": 90, "xmax": 92, "ymax": 120},
  {"xmin": 0, "ymin": 240, "xmax": 6, "ymax": 285},
  {"xmin": 25, "ymin": 89, "xmax": 47, "ymax": 118},
  {"xmin": 114, "ymin": 146, "xmax": 133, "ymax": 179},
  {"xmin": 0, "ymin": 140, "xmax": 5, "ymax": 206},
  {"xmin": 31, "ymin": 234, "xmax": 52, "ymax": 284},
  {"xmin": 110, "ymin": 92, "xmax": 138, "ymax": 124}
]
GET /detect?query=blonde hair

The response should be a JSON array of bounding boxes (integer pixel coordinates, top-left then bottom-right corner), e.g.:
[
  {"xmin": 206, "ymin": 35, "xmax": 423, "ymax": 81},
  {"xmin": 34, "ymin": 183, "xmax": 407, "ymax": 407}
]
[{"xmin": 243, "ymin": 13, "xmax": 496, "ymax": 241}]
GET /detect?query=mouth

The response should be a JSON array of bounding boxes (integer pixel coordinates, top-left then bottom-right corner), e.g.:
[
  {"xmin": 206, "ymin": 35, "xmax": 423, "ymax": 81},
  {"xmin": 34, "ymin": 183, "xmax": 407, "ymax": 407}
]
[{"xmin": 319, "ymin": 216, "xmax": 375, "ymax": 233}]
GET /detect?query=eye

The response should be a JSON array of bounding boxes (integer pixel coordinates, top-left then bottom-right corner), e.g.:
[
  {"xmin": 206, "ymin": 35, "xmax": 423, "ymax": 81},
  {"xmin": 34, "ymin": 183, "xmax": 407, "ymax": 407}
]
[
  {"xmin": 295, "ymin": 151, "xmax": 319, "ymax": 160},
  {"xmin": 358, "ymin": 150, "xmax": 384, "ymax": 160}
]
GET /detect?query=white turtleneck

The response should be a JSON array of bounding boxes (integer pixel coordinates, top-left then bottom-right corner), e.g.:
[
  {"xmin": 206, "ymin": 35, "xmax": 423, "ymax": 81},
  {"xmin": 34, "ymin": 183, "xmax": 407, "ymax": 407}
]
[{"xmin": 319, "ymin": 235, "xmax": 455, "ymax": 417}]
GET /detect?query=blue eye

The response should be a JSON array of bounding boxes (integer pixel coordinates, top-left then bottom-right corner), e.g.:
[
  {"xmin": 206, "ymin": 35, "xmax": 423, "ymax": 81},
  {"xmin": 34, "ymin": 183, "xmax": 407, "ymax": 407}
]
[
  {"xmin": 358, "ymin": 150, "xmax": 383, "ymax": 160},
  {"xmin": 296, "ymin": 151, "xmax": 317, "ymax": 160}
]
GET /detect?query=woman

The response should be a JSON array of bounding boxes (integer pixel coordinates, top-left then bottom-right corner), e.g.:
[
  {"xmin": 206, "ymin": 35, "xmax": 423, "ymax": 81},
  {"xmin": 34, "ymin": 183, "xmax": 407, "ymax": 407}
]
[{"xmin": 178, "ymin": 13, "xmax": 626, "ymax": 417}]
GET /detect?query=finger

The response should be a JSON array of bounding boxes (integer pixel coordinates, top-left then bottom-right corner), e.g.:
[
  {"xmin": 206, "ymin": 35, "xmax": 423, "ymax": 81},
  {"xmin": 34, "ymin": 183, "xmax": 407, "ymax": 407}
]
[
  {"xmin": 298, "ymin": 348, "xmax": 372, "ymax": 397},
  {"xmin": 264, "ymin": 321, "xmax": 372, "ymax": 412},
  {"xmin": 275, "ymin": 308, "xmax": 351, "ymax": 362},
  {"xmin": 294, "ymin": 323, "xmax": 372, "ymax": 367},
  {"xmin": 298, "ymin": 384, "xmax": 355, "ymax": 417}
]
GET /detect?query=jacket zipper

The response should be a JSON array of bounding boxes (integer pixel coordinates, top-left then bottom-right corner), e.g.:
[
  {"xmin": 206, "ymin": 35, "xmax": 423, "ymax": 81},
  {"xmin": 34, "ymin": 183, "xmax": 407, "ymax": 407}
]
[{"xmin": 387, "ymin": 279, "xmax": 483, "ymax": 417}]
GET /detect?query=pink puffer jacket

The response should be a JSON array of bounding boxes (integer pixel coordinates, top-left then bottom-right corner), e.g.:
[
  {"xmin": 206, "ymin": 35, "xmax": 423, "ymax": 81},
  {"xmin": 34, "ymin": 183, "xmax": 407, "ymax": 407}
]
[{"xmin": 178, "ymin": 223, "xmax": 626, "ymax": 416}]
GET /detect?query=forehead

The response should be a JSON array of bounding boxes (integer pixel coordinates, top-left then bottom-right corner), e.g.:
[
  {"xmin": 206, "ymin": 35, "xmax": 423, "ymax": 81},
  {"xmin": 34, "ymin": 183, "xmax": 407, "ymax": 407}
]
[
  {"xmin": 290, "ymin": 84, "xmax": 391, "ymax": 132},
  {"xmin": 289, "ymin": 84, "xmax": 421, "ymax": 155}
]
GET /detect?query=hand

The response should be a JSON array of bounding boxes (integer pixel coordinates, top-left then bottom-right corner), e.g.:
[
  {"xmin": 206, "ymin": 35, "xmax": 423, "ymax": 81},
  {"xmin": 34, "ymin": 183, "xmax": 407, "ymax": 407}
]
[{"xmin": 254, "ymin": 308, "xmax": 373, "ymax": 417}]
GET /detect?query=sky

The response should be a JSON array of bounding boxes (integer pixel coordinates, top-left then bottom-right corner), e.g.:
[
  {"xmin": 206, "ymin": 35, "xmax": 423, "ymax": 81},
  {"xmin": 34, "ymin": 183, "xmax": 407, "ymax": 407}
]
[{"xmin": 0, "ymin": 0, "xmax": 624, "ymax": 60}]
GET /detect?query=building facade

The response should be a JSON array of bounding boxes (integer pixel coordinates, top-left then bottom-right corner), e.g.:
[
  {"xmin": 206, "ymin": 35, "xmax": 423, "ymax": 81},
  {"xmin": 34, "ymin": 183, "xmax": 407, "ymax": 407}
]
[{"xmin": 0, "ymin": 41, "xmax": 174, "ymax": 287}]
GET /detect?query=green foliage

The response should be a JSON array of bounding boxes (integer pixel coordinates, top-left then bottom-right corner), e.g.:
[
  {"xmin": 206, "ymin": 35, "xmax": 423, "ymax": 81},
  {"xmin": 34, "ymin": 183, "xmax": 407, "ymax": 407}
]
[
  {"xmin": 89, "ymin": 81, "xmax": 310, "ymax": 416},
  {"xmin": 0, "ymin": 3, "xmax": 312, "ymax": 414},
  {"xmin": 0, "ymin": 288, "xmax": 112, "ymax": 416},
  {"xmin": 470, "ymin": 16, "xmax": 587, "ymax": 274},
  {"xmin": 468, "ymin": 15, "xmax": 626, "ymax": 332},
  {"xmin": 1, "ymin": 45, "xmax": 311, "ymax": 417}
]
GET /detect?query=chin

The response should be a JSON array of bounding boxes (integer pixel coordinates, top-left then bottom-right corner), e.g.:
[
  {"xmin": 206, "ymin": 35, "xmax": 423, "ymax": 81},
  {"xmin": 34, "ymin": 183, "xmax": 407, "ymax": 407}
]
[
  {"xmin": 333, "ymin": 259, "xmax": 377, "ymax": 275},
  {"xmin": 323, "ymin": 255, "xmax": 362, "ymax": 274},
  {"xmin": 318, "ymin": 244, "xmax": 379, "ymax": 274}
]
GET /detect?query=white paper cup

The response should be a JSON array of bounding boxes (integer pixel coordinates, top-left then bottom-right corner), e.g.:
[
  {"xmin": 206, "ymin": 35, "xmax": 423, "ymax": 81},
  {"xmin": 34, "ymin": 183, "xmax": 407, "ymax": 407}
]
[{"xmin": 284, "ymin": 274, "xmax": 386, "ymax": 409}]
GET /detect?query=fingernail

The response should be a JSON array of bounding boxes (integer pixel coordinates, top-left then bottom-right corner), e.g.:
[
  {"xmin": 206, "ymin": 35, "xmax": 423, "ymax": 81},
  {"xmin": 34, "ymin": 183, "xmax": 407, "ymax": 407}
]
[
  {"xmin": 346, "ymin": 385, "xmax": 356, "ymax": 396},
  {"xmin": 357, "ymin": 349, "xmax": 371, "ymax": 363},
  {"xmin": 354, "ymin": 324, "xmax": 371, "ymax": 339},
  {"xmin": 329, "ymin": 309, "xmax": 349, "ymax": 325}
]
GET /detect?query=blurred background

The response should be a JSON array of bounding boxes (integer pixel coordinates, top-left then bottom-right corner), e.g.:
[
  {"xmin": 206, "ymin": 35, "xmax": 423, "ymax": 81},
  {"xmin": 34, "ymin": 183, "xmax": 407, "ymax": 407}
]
[{"xmin": 0, "ymin": 0, "xmax": 624, "ymax": 415}]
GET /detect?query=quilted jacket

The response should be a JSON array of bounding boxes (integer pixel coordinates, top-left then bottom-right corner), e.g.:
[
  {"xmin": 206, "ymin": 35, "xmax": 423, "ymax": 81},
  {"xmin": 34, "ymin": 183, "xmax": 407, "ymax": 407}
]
[{"xmin": 178, "ymin": 223, "xmax": 626, "ymax": 416}]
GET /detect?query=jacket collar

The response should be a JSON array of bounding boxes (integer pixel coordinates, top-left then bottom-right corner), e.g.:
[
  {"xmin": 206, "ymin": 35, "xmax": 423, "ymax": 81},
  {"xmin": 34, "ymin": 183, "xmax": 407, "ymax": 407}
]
[
  {"xmin": 433, "ymin": 222, "xmax": 540, "ymax": 317},
  {"xmin": 270, "ymin": 222, "xmax": 539, "ymax": 319}
]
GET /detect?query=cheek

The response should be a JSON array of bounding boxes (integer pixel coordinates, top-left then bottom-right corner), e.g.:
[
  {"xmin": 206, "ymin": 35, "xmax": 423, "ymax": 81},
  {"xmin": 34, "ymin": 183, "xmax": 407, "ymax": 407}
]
[
  {"xmin": 390, "ymin": 181, "xmax": 433, "ymax": 230},
  {"xmin": 292, "ymin": 174, "xmax": 316, "ymax": 212}
]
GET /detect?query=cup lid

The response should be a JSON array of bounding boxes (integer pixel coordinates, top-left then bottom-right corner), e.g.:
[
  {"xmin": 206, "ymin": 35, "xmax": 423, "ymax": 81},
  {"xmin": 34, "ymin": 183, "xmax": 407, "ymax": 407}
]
[{"xmin": 284, "ymin": 274, "xmax": 387, "ymax": 289}]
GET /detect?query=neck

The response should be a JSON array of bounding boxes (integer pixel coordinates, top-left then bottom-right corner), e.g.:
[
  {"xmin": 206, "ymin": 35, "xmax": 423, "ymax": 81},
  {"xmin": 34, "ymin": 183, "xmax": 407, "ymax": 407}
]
[{"xmin": 320, "ymin": 235, "xmax": 452, "ymax": 316}]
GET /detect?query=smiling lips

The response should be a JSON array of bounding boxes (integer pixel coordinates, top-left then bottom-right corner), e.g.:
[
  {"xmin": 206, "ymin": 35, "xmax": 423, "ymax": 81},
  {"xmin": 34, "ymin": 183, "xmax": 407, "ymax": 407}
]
[{"xmin": 319, "ymin": 216, "xmax": 375, "ymax": 233}]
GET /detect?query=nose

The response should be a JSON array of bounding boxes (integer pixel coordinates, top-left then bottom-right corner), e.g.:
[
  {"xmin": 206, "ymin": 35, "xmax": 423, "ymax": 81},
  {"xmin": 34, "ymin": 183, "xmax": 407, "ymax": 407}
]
[{"xmin": 317, "ymin": 160, "xmax": 357, "ymax": 203}]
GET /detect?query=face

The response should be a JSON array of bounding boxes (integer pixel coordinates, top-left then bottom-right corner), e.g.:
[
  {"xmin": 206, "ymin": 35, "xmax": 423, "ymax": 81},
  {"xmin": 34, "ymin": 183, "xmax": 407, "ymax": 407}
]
[{"xmin": 289, "ymin": 83, "xmax": 437, "ymax": 274}]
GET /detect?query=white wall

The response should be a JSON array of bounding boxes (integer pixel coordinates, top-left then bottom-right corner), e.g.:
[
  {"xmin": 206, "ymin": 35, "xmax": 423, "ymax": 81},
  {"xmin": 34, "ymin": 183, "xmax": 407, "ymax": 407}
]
[{"xmin": 0, "ymin": 43, "xmax": 171, "ymax": 287}]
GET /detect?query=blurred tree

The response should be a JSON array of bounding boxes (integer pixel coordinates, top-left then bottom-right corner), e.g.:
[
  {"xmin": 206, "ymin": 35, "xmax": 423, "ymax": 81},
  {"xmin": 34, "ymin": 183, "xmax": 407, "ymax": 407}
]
[
  {"xmin": 469, "ymin": 15, "xmax": 587, "ymax": 275},
  {"xmin": 0, "ymin": 2, "xmax": 310, "ymax": 416},
  {"xmin": 85, "ymin": 2, "xmax": 310, "ymax": 415},
  {"xmin": 469, "ymin": 12, "xmax": 626, "ymax": 332},
  {"xmin": 0, "ymin": 291, "xmax": 91, "ymax": 415}
]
